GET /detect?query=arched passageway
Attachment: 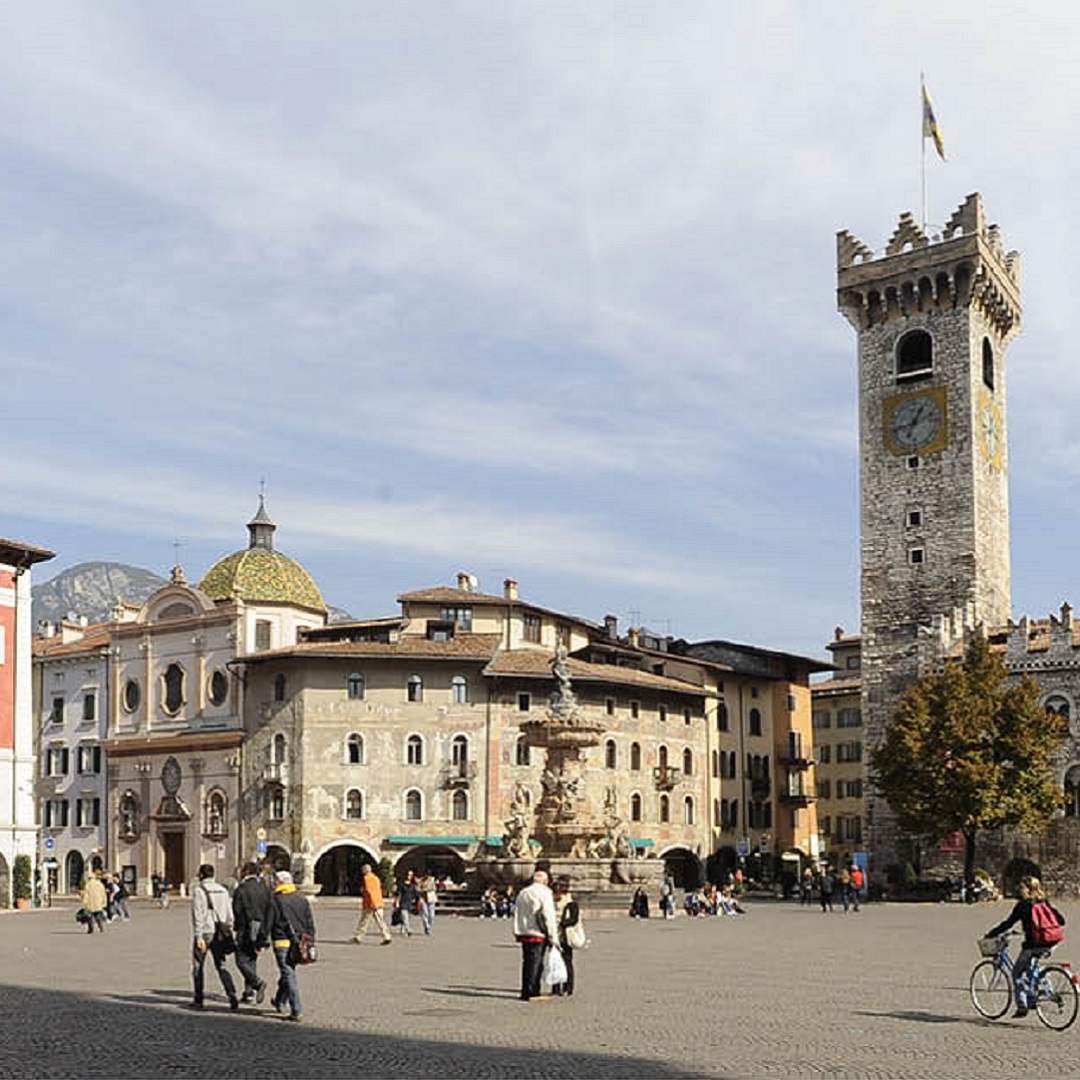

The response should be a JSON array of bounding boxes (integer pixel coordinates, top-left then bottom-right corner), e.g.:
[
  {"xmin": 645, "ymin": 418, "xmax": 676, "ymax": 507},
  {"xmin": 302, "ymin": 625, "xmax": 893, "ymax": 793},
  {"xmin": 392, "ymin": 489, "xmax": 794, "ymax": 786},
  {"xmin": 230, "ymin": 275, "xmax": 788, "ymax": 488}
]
[
  {"xmin": 391, "ymin": 846, "xmax": 466, "ymax": 884},
  {"xmin": 662, "ymin": 846, "xmax": 704, "ymax": 890},
  {"xmin": 315, "ymin": 842, "xmax": 379, "ymax": 897}
]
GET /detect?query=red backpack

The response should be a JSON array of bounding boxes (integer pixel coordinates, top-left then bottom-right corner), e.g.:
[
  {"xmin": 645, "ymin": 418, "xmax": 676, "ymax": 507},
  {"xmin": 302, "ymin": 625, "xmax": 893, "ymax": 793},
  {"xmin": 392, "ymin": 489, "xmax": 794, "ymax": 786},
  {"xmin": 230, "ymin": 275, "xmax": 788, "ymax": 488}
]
[{"xmin": 1031, "ymin": 901, "xmax": 1065, "ymax": 946}]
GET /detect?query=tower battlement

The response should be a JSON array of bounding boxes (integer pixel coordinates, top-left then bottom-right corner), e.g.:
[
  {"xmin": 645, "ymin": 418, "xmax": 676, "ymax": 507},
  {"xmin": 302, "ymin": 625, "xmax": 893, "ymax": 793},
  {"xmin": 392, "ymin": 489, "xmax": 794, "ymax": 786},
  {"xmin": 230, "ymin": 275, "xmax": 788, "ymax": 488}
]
[{"xmin": 837, "ymin": 193, "xmax": 1021, "ymax": 339}]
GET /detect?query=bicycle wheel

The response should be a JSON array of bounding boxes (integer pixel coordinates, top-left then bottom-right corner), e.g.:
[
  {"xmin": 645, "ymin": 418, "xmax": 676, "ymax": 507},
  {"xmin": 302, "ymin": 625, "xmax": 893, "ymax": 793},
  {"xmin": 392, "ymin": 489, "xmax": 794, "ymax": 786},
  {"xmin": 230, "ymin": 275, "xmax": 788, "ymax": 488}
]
[
  {"xmin": 1034, "ymin": 965, "xmax": 1079, "ymax": 1031},
  {"xmin": 970, "ymin": 959, "xmax": 1012, "ymax": 1019}
]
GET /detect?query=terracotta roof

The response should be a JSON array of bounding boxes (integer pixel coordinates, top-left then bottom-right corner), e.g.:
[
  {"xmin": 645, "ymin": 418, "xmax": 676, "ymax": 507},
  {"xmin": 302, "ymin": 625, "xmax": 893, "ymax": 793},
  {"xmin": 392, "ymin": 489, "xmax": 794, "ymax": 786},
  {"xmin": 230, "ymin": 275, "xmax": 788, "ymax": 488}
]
[
  {"xmin": 238, "ymin": 633, "xmax": 503, "ymax": 664},
  {"xmin": 484, "ymin": 649, "xmax": 708, "ymax": 696},
  {"xmin": 33, "ymin": 623, "xmax": 112, "ymax": 658},
  {"xmin": 0, "ymin": 538, "xmax": 55, "ymax": 567},
  {"xmin": 397, "ymin": 586, "xmax": 602, "ymax": 630},
  {"xmin": 811, "ymin": 675, "xmax": 862, "ymax": 695}
]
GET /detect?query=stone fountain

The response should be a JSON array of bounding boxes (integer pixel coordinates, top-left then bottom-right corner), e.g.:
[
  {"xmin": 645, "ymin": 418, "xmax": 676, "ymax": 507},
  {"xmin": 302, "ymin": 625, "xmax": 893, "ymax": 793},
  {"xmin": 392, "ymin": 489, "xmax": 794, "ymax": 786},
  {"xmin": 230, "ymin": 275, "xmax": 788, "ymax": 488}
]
[{"xmin": 478, "ymin": 646, "xmax": 665, "ymax": 898}]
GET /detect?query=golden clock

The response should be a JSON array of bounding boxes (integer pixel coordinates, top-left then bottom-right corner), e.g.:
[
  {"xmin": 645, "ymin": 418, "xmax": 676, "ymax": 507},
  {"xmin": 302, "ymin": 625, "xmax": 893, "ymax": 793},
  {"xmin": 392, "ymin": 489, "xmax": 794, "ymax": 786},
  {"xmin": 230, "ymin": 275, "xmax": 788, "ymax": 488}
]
[
  {"xmin": 979, "ymin": 391, "xmax": 1003, "ymax": 470},
  {"xmin": 882, "ymin": 386, "xmax": 949, "ymax": 456}
]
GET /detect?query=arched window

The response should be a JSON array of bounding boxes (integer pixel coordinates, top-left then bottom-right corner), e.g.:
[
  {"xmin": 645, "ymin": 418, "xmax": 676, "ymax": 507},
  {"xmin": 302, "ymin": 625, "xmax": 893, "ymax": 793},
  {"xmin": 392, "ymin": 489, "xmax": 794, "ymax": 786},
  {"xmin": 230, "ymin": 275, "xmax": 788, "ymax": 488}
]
[
  {"xmin": 407, "ymin": 675, "xmax": 423, "ymax": 703},
  {"xmin": 273, "ymin": 674, "xmax": 286, "ymax": 702},
  {"xmin": 347, "ymin": 673, "xmax": 365, "ymax": 701},
  {"xmin": 405, "ymin": 788, "xmax": 422, "ymax": 821},
  {"xmin": 983, "ymin": 338, "xmax": 995, "ymax": 391},
  {"xmin": 406, "ymin": 734, "xmax": 424, "ymax": 766},
  {"xmin": 345, "ymin": 788, "xmax": 363, "ymax": 820},
  {"xmin": 452, "ymin": 789, "xmax": 469, "ymax": 821},
  {"xmin": 123, "ymin": 679, "xmax": 141, "ymax": 713},
  {"xmin": 162, "ymin": 662, "xmax": 185, "ymax": 715},
  {"xmin": 630, "ymin": 792, "xmax": 642, "ymax": 822},
  {"xmin": 896, "ymin": 328, "xmax": 933, "ymax": 380},
  {"xmin": 1065, "ymin": 766, "xmax": 1080, "ymax": 817},
  {"xmin": 658, "ymin": 745, "xmax": 669, "ymax": 770},
  {"xmin": 749, "ymin": 708, "xmax": 762, "ymax": 736},
  {"xmin": 451, "ymin": 734, "xmax": 469, "ymax": 767},
  {"xmin": 717, "ymin": 701, "xmax": 729, "ymax": 731},
  {"xmin": 205, "ymin": 789, "xmax": 228, "ymax": 839},
  {"xmin": 269, "ymin": 786, "xmax": 285, "ymax": 820},
  {"xmin": 346, "ymin": 733, "xmax": 364, "ymax": 765},
  {"xmin": 683, "ymin": 748, "xmax": 693, "ymax": 776},
  {"xmin": 684, "ymin": 796, "xmax": 695, "ymax": 825},
  {"xmin": 605, "ymin": 739, "xmax": 617, "ymax": 769},
  {"xmin": 451, "ymin": 675, "xmax": 469, "ymax": 705},
  {"xmin": 659, "ymin": 794, "xmax": 670, "ymax": 823},
  {"xmin": 630, "ymin": 742, "xmax": 641, "ymax": 771},
  {"xmin": 272, "ymin": 733, "xmax": 287, "ymax": 766},
  {"xmin": 515, "ymin": 736, "xmax": 531, "ymax": 767}
]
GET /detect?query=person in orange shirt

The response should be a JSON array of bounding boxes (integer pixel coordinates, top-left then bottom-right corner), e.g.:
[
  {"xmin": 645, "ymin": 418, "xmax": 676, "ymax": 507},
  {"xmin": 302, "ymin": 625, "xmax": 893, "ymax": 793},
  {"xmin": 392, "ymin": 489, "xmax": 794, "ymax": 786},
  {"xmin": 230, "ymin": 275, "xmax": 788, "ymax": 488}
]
[{"xmin": 351, "ymin": 863, "xmax": 392, "ymax": 945}]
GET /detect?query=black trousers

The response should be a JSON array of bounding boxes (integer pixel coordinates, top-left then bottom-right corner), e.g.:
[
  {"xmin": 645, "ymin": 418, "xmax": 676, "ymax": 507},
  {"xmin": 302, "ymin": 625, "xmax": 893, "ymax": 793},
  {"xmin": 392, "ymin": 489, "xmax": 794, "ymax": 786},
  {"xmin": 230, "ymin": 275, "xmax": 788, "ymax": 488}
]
[
  {"xmin": 192, "ymin": 936, "xmax": 238, "ymax": 1005},
  {"xmin": 553, "ymin": 945, "xmax": 575, "ymax": 996},
  {"xmin": 234, "ymin": 943, "xmax": 263, "ymax": 993},
  {"xmin": 520, "ymin": 940, "xmax": 547, "ymax": 1000}
]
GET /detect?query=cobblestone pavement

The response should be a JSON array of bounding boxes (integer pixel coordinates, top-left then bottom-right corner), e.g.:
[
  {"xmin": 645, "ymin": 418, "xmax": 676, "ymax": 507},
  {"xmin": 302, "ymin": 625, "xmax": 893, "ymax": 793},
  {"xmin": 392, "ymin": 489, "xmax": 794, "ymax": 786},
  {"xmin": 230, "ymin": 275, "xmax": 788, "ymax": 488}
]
[{"xmin": 1, "ymin": 897, "xmax": 1077, "ymax": 1078}]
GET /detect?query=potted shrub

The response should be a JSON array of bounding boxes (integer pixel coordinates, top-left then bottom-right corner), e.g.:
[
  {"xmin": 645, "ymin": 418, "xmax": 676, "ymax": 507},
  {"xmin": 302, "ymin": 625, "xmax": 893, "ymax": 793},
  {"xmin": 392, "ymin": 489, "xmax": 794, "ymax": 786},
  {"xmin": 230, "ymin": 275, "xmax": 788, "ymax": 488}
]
[{"xmin": 13, "ymin": 854, "xmax": 32, "ymax": 910}]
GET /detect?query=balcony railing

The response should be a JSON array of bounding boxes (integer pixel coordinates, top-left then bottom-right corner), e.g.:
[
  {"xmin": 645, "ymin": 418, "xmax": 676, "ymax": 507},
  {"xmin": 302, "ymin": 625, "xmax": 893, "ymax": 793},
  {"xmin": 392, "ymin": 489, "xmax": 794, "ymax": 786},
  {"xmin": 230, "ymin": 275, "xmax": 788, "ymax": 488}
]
[
  {"xmin": 263, "ymin": 762, "xmax": 288, "ymax": 783},
  {"xmin": 440, "ymin": 761, "xmax": 478, "ymax": 788},
  {"xmin": 653, "ymin": 765, "xmax": 681, "ymax": 791}
]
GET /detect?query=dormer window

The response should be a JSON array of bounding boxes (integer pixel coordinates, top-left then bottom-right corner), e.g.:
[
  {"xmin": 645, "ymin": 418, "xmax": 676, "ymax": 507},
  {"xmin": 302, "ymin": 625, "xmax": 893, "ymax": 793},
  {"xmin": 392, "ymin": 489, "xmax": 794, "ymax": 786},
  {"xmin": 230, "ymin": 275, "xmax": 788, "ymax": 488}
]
[{"xmin": 441, "ymin": 606, "xmax": 472, "ymax": 632}]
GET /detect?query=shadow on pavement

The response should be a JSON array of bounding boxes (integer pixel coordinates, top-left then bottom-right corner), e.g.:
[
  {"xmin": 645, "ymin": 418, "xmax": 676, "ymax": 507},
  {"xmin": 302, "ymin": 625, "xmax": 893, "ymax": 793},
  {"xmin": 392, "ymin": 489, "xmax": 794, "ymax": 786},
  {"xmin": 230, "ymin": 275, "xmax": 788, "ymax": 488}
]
[
  {"xmin": 422, "ymin": 983, "xmax": 519, "ymax": 1000},
  {"xmin": 854, "ymin": 1009, "xmax": 976, "ymax": 1026},
  {"xmin": 0, "ymin": 983, "xmax": 708, "ymax": 1078}
]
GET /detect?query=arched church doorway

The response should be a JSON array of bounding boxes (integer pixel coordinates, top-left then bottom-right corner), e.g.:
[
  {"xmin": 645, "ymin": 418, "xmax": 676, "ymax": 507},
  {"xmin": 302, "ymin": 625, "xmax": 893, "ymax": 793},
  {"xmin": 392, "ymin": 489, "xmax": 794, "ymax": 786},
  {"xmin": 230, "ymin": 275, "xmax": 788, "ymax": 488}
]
[
  {"xmin": 315, "ymin": 841, "xmax": 379, "ymax": 897},
  {"xmin": 392, "ymin": 846, "xmax": 466, "ymax": 885},
  {"xmin": 65, "ymin": 850, "xmax": 85, "ymax": 893},
  {"xmin": 662, "ymin": 846, "xmax": 703, "ymax": 890}
]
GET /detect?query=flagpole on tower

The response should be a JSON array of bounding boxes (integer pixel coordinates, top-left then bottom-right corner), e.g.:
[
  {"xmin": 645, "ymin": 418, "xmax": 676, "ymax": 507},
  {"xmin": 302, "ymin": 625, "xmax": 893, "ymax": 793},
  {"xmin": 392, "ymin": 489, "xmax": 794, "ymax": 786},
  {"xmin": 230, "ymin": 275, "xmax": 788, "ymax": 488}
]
[
  {"xmin": 921, "ymin": 73, "xmax": 928, "ymax": 230},
  {"xmin": 920, "ymin": 74, "xmax": 946, "ymax": 231}
]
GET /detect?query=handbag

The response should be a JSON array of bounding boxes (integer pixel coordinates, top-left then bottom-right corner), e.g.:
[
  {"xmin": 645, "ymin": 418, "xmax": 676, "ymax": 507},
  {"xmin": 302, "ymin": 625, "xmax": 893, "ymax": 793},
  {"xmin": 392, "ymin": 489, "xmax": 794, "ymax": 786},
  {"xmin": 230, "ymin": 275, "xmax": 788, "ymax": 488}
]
[
  {"xmin": 391, "ymin": 907, "xmax": 403, "ymax": 927},
  {"xmin": 201, "ymin": 885, "xmax": 236, "ymax": 955},
  {"xmin": 75, "ymin": 908, "xmax": 90, "ymax": 924},
  {"xmin": 542, "ymin": 945, "xmax": 568, "ymax": 986},
  {"xmin": 565, "ymin": 920, "xmax": 587, "ymax": 950},
  {"xmin": 276, "ymin": 894, "xmax": 318, "ymax": 965}
]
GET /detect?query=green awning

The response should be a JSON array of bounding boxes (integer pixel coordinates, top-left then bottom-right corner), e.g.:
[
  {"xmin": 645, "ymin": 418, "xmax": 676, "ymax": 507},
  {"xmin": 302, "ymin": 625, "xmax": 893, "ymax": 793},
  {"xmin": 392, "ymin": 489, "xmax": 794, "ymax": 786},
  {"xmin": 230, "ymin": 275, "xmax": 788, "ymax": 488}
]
[
  {"xmin": 485, "ymin": 836, "xmax": 504, "ymax": 846},
  {"xmin": 628, "ymin": 838, "xmax": 655, "ymax": 848},
  {"xmin": 383, "ymin": 835, "xmax": 478, "ymax": 847}
]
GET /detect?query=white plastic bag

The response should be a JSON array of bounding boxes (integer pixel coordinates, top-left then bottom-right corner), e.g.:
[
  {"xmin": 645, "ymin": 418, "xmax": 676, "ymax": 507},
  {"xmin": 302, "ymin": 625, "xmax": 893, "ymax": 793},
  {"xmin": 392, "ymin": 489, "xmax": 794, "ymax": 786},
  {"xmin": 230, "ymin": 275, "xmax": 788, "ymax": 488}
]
[{"xmin": 542, "ymin": 945, "xmax": 568, "ymax": 986}]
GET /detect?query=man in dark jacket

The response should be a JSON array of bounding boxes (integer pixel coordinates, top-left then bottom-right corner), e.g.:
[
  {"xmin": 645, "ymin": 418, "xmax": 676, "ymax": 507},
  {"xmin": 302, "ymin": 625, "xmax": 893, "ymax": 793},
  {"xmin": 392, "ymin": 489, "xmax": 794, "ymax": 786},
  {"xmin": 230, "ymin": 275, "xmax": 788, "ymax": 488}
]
[
  {"xmin": 233, "ymin": 861, "xmax": 272, "ymax": 1004},
  {"xmin": 270, "ymin": 870, "xmax": 316, "ymax": 1022}
]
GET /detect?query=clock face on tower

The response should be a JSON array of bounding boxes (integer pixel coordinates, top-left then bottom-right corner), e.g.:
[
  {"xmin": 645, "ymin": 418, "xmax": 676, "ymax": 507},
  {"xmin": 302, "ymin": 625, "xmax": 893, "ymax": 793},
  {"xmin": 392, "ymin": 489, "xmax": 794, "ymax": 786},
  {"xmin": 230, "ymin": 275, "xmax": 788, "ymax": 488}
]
[
  {"xmin": 883, "ymin": 387, "xmax": 949, "ymax": 456},
  {"xmin": 979, "ymin": 391, "xmax": 1003, "ymax": 470}
]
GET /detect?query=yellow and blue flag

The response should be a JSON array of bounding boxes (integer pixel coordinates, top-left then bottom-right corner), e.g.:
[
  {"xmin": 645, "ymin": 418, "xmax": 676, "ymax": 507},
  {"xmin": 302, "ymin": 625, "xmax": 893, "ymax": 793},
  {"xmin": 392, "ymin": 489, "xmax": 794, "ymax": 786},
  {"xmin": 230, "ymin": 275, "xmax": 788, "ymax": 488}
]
[{"xmin": 922, "ymin": 80, "xmax": 946, "ymax": 160}]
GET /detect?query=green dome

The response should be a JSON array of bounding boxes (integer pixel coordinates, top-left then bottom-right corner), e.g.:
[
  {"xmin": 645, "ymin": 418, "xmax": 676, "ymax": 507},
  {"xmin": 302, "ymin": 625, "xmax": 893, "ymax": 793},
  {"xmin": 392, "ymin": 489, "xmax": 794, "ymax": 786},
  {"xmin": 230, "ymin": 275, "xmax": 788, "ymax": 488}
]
[{"xmin": 198, "ymin": 547, "xmax": 326, "ymax": 612}]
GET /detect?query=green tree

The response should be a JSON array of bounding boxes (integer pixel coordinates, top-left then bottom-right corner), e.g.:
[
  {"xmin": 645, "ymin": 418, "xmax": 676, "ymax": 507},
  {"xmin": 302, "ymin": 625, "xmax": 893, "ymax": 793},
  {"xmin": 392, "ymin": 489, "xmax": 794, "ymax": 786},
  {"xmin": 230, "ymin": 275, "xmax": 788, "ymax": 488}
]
[
  {"xmin": 871, "ymin": 632, "xmax": 1065, "ymax": 885},
  {"xmin": 13, "ymin": 854, "xmax": 32, "ymax": 902}
]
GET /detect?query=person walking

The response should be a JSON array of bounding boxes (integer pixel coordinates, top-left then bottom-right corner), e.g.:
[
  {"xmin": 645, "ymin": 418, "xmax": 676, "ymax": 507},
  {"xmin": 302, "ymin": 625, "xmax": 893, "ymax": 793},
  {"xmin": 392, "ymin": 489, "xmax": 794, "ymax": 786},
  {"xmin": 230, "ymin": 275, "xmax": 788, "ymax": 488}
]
[
  {"xmin": 818, "ymin": 865, "xmax": 835, "ymax": 913},
  {"xmin": 800, "ymin": 867, "xmax": 814, "ymax": 906},
  {"xmin": 191, "ymin": 864, "xmax": 240, "ymax": 1012},
  {"xmin": 659, "ymin": 874, "xmax": 676, "ymax": 919},
  {"xmin": 418, "ymin": 873, "xmax": 437, "ymax": 935},
  {"xmin": 351, "ymin": 863, "xmax": 392, "ymax": 945},
  {"xmin": 80, "ymin": 870, "xmax": 108, "ymax": 934},
  {"xmin": 843, "ymin": 862, "xmax": 862, "ymax": 912},
  {"xmin": 838, "ymin": 864, "xmax": 852, "ymax": 912},
  {"xmin": 552, "ymin": 877, "xmax": 582, "ymax": 998},
  {"xmin": 269, "ymin": 870, "xmax": 316, "ymax": 1023},
  {"xmin": 233, "ymin": 861, "xmax": 272, "ymax": 1004},
  {"xmin": 394, "ymin": 870, "xmax": 420, "ymax": 936},
  {"xmin": 513, "ymin": 869, "xmax": 559, "ymax": 1002},
  {"xmin": 113, "ymin": 874, "xmax": 132, "ymax": 921}
]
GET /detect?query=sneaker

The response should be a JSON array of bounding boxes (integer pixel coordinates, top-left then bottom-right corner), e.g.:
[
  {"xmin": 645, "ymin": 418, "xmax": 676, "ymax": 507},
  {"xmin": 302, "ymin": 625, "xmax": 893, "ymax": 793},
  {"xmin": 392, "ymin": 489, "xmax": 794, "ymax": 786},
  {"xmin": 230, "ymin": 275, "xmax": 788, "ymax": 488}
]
[
  {"xmin": 240, "ymin": 993, "xmax": 254, "ymax": 1004},
  {"xmin": 286, "ymin": 1013, "xmax": 303, "ymax": 1023},
  {"xmin": 255, "ymin": 982, "xmax": 267, "ymax": 1005},
  {"xmin": 1012, "ymin": 1007, "xmax": 1029, "ymax": 1018},
  {"xmin": 229, "ymin": 996, "xmax": 240, "ymax": 1012},
  {"xmin": 380, "ymin": 938, "xmax": 392, "ymax": 946}
]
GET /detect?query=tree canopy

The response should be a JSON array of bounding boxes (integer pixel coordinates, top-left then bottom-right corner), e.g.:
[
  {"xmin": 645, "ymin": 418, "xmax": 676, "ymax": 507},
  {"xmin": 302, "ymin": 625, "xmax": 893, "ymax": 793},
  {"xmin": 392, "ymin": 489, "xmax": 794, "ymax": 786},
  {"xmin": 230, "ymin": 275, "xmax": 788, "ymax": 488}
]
[{"xmin": 871, "ymin": 632, "xmax": 1066, "ymax": 880}]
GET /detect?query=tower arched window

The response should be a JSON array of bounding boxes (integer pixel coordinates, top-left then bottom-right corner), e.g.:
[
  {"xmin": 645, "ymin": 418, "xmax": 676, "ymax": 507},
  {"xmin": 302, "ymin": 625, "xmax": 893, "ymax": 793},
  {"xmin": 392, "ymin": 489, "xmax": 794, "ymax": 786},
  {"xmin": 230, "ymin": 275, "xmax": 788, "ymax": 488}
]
[
  {"xmin": 630, "ymin": 742, "xmax": 641, "ymax": 771},
  {"xmin": 896, "ymin": 328, "xmax": 933, "ymax": 381},
  {"xmin": 404, "ymin": 788, "xmax": 422, "ymax": 821},
  {"xmin": 659, "ymin": 794, "xmax": 670, "ymax": 823},
  {"xmin": 346, "ymin": 733, "xmax": 364, "ymax": 765},
  {"xmin": 347, "ymin": 673, "xmax": 365, "ymax": 701},
  {"xmin": 451, "ymin": 675, "xmax": 469, "ymax": 705},
  {"xmin": 658, "ymin": 745, "xmax": 669, "ymax": 770},
  {"xmin": 406, "ymin": 734, "xmax": 424, "ymax": 766},
  {"xmin": 1066, "ymin": 766, "xmax": 1080, "ymax": 818},
  {"xmin": 605, "ymin": 739, "xmax": 617, "ymax": 769},
  {"xmin": 452, "ymin": 789, "xmax": 469, "ymax": 821},
  {"xmin": 451, "ymin": 734, "xmax": 469, "ymax": 773},
  {"xmin": 749, "ymin": 708, "xmax": 762, "ymax": 736},
  {"xmin": 272, "ymin": 733, "xmax": 287, "ymax": 765},
  {"xmin": 717, "ymin": 701, "xmax": 729, "ymax": 731},
  {"xmin": 683, "ymin": 748, "xmax": 693, "ymax": 776},
  {"xmin": 345, "ymin": 788, "xmax": 363, "ymax": 820},
  {"xmin": 269, "ymin": 786, "xmax": 285, "ymax": 821},
  {"xmin": 630, "ymin": 792, "xmax": 642, "ymax": 822},
  {"xmin": 684, "ymin": 795, "xmax": 695, "ymax": 825},
  {"xmin": 983, "ymin": 338, "xmax": 995, "ymax": 391},
  {"xmin": 407, "ymin": 675, "xmax": 423, "ymax": 703}
]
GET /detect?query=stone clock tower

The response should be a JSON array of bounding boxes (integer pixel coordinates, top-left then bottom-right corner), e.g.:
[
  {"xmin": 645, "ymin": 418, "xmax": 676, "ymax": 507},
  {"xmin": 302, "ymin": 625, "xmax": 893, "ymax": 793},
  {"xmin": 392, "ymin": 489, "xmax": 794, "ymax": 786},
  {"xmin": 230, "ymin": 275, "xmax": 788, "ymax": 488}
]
[{"xmin": 836, "ymin": 193, "xmax": 1022, "ymax": 872}]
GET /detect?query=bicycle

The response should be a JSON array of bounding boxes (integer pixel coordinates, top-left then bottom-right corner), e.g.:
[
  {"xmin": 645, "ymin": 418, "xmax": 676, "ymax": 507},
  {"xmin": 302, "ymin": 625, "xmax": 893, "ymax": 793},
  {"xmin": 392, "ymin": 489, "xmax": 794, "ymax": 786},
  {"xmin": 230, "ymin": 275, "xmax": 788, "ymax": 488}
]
[{"xmin": 970, "ymin": 931, "xmax": 1079, "ymax": 1031}]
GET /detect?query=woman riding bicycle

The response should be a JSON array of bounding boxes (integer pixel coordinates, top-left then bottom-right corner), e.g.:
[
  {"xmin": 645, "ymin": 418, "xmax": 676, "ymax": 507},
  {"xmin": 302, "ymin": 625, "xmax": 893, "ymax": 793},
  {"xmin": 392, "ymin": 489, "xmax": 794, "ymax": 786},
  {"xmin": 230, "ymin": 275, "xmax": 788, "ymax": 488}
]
[{"xmin": 985, "ymin": 875, "xmax": 1065, "ymax": 1018}]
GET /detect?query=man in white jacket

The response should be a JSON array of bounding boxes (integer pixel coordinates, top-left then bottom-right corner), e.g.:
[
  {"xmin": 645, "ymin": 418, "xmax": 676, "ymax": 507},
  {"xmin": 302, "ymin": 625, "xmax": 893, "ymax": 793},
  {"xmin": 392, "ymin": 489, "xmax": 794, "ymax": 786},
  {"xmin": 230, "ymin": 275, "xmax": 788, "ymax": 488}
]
[
  {"xmin": 191, "ymin": 863, "xmax": 239, "ymax": 1011},
  {"xmin": 513, "ymin": 869, "xmax": 559, "ymax": 1001}
]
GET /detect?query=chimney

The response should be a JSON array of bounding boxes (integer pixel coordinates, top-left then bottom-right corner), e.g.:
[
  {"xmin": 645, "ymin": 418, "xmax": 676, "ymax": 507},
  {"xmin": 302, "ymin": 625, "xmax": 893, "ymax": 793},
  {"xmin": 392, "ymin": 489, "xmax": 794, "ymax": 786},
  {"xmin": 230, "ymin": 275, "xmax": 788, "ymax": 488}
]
[
  {"xmin": 1062, "ymin": 602, "xmax": 1073, "ymax": 630},
  {"xmin": 627, "ymin": 627, "xmax": 640, "ymax": 648},
  {"xmin": 834, "ymin": 625, "xmax": 844, "ymax": 641},
  {"xmin": 604, "ymin": 614, "xmax": 618, "ymax": 640},
  {"xmin": 504, "ymin": 578, "xmax": 518, "ymax": 601},
  {"xmin": 457, "ymin": 572, "xmax": 472, "ymax": 592},
  {"xmin": 41, "ymin": 621, "xmax": 56, "ymax": 639}
]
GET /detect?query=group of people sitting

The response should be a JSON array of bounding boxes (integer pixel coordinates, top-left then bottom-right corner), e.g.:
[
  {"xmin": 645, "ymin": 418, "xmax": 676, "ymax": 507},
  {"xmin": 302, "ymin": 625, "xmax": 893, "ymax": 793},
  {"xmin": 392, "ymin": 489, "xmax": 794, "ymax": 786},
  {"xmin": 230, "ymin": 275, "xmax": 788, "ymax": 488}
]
[
  {"xmin": 480, "ymin": 885, "xmax": 517, "ymax": 918},
  {"xmin": 684, "ymin": 882, "xmax": 747, "ymax": 917}
]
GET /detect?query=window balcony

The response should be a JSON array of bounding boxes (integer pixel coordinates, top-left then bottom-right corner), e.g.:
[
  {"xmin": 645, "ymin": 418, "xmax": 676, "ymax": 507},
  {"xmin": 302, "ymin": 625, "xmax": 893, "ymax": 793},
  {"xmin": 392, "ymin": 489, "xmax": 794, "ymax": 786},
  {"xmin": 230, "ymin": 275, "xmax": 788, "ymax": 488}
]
[
  {"xmin": 262, "ymin": 762, "xmax": 288, "ymax": 783},
  {"xmin": 653, "ymin": 765, "xmax": 681, "ymax": 791},
  {"xmin": 440, "ymin": 761, "xmax": 477, "ymax": 788}
]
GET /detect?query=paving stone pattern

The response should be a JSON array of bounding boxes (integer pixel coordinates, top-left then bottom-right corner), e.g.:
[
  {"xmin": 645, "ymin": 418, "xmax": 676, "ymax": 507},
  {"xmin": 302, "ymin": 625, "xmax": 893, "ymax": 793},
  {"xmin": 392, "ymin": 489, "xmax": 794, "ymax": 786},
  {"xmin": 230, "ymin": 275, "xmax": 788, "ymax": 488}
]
[{"xmin": 0, "ymin": 898, "xmax": 1075, "ymax": 1078}]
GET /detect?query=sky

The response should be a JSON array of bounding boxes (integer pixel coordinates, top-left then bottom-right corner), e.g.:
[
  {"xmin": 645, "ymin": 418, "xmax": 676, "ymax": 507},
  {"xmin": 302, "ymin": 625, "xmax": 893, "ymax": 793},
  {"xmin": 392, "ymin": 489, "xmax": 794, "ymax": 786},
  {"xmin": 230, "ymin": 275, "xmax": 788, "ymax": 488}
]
[{"xmin": 6, "ymin": 2, "xmax": 1080, "ymax": 659}]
